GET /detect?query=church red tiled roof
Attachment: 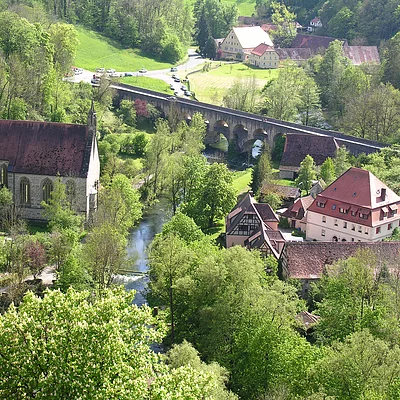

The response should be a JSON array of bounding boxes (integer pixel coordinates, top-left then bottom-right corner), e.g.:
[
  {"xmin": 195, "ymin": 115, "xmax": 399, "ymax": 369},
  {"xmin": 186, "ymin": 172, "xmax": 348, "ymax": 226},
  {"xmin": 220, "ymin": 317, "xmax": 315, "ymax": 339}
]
[{"xmin": 0, "ymin": 119, "xmax": 92, "ymax": 177}]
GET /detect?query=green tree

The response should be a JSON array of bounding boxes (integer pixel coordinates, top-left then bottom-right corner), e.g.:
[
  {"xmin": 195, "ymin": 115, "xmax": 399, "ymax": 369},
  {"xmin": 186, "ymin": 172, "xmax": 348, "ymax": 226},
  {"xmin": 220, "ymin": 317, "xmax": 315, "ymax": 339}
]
[
  {"xmin": 319, "ymin": 157, "xmax": 336, "ymax": 185},
  {"xmin": 296, "ymin": 155, "xmax": 317, "ymax": 194},
  {"xmin": 299, "ymin": 75, "xmax": 321, "ymax": 126},
  {"xmin": 183, "ymin": 163, "xmax": 237, "ymax": 229},
  {"xmin": 83, "ymin": 223, "xmax": 128, "ymax": 288},
  {"xmin": 310, "ymin": 330, "xmax": 400, "ymax": 399},
  {"xmin": 42, "ymin": 176, "xmax": 83, "ymax": 233},
  {"xmin": 223, "ymin": 76, "xmax": 259, "ymax": 113},
  {"xmin": 94, "ymin": 174, "xmax": 142, "ymax": 235},
  {"xmin": 270, "ymin": 1, "xmax": 297, "ymax": 48},
  {"xmin": 334, "ymin": 146, "xmax": 351, "ymax": 177},
  {"xmin": 0, "ymin": 288, "xmax": 164, "ymax": 399},
  {"xmin": 251, "ymin": 143, "xmax": 273, "ymax": 195},
  {"xmin": 383, "ymin": 32, "xmax": 400, "ymax": 89}
]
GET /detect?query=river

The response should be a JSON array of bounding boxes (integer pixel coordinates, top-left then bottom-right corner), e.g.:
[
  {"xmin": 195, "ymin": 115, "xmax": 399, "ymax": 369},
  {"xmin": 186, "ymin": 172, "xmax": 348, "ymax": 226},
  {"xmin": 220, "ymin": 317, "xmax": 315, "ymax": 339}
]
[{"xmin": 113, "ymin": 200, "xmax": 172, "ymax": 306}]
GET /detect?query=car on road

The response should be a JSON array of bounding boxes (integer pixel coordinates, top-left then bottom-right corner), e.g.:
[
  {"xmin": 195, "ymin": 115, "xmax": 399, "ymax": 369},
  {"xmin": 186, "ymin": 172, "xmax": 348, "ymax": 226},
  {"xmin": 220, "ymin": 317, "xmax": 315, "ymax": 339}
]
[
  {"xmin": 106, "ymin": 68, "xmax": 116, "ymax": 74},
  {"xmin": 167, "ymin": 96, "xmax": 176, "ymax": 101},
  {"xmin": 96, "ymin": 68, "xmax": 105, "ymax": 73},
  {"xmin": 170, "ymin": 84, "xmax": 175, "ymax": 90},
  {"xmin": 124, "ymin": 72, "xmax": 134, "ymax": 76},
  {"xmin": 170, "ymin": 67, "xmax": 178, "ymax": 72},
  {"xmin": 139, "ymin": 68, "xmax": 147, "ymax": 73},
  {"xmin": 174, "ymin": 91, "xmax": 179, "ymax": 96},
  {"xmin": 91, "ymin": 77, "xmax": 101, "ymax": 84},
  {"xmin": 184, "ymin": 90, "xmax": 192, "ymax": 97},
  {"xmin": 174, "ymin": 77, "xmax": 181, "ymax": 82},
  {"xmin": 172, "ymin": 74, "xmax": 177, "ymax": 79},
  {"xmin": 73, "ymin": 67, "xmax": 83, "ymax": 75},
  {"xmin": 181, "ymin": 85, "xmax": 187, "ymax": 91}
]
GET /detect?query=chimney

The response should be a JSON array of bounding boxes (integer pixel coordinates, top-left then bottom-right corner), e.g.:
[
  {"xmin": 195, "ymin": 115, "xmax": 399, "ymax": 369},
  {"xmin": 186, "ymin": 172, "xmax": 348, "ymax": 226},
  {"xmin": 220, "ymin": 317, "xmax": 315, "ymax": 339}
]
[{"xmin": 381, "ymin": 188, "xmax": 386, "ymax": 201}]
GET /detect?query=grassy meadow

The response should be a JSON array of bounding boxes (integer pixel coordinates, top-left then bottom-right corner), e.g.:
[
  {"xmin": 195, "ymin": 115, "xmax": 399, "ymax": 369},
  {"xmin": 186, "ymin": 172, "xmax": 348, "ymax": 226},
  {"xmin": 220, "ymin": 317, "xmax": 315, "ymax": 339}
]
[
  {"xmin": 74, "ymin": 26, "xmax": 172, "ymax": 72},
  {"xmin": 189, "ymin": 62, "xmax": 279, "ymax": 104},
  {"xmin": 120, "ymin": 76, "xmax": 171, "ymax": 94}
]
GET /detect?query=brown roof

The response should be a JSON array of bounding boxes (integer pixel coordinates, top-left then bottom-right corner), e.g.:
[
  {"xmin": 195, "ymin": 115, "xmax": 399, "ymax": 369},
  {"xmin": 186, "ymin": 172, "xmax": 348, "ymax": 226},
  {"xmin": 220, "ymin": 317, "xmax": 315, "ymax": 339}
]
[
  {"xmin": 275, "ymin": 48, "xmax": 312, "ymax": 61},
  {"xmin": 291, "ymin": 34, "xmax": 346, "ymax": 53},
  {"xmin": 261, "ymin": 183, "xmax": 300, "ymax": 199},
  {"xmin": 0, "ymin": 119, "xmax": 91, "ymax": 177},
  {"xmin": 280, "ymin": 134, "xmax": 339, "ymax": 169},
  {"xmin": 251, "ymin": 43, "xmax": 275, "ymax": 56},
  {"xmin": 343, "ymin": 46, "xmax": 380, "ymax": 65},
  {"xmin": 254, "ymin": 203, "xmax": 279, "ymax": 223},
  {"xmin": 282, "ymin": 195, "xmax": 314, "ymax": 219},
  {"xmin": 261, "ymin": 24, "xmax": 278, "ymax": 32},
  {"xmin": 281, "ymin": 241, "xmax": 400, "ymax": 279},
  {"xmin": 296, "ymin": 310, "xmax": 320, "ymax": 327}
]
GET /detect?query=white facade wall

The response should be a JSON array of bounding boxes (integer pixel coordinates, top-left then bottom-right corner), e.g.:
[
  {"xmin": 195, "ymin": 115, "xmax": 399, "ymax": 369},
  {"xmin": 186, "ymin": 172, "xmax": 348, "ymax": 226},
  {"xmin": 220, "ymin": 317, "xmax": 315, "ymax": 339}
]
[
  {"xmin": 249, "ymin": 52, "xmax": 279, "ymax": 69},
  {"xmin": 221, "ymin": 31, "xmax": 244, "ymax": 59},
  {"xmin": 306, "ymin": 210, "xmax": 400, "ymax": 242}
]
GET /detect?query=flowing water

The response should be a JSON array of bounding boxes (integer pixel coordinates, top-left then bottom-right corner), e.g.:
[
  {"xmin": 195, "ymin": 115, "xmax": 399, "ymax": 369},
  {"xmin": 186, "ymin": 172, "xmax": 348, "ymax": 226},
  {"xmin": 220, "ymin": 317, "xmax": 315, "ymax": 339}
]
[{"xmin": 115, "ymin": 200, "xmax": 172, "ymax": 306}]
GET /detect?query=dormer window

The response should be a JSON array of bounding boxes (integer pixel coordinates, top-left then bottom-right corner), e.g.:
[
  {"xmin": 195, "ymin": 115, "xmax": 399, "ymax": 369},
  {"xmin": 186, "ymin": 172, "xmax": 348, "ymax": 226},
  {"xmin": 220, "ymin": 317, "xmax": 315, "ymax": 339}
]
[
  {"xmin": 359, "ymin": 213, "xmax": 368, "ymax": 220},
  {"xmin": 339, "ymin": 207, "xmax": 348, "ymax": 214},
  {"xmin": 317, "ymin": 201, "xmax": 325, "ymax": 208}
]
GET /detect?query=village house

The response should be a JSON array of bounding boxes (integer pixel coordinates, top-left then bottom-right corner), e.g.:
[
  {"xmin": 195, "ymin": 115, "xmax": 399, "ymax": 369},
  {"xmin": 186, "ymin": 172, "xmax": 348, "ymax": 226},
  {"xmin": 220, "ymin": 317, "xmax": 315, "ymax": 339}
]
[
  {"xmin": 279, "ymin": 241, "xmax": 400, "ymax": 297},
  {"xmin": 306, "ymin": 167, "xmax": 400, "ymax": 242},
  {"xmin": 219, "ymin": 26, "xmax": 273, "ymax": 61},
  {"xmin": 0, "ymin": 105, "xmax": 100, "ymax": 221},
  {"xmin": 281, "ymin": 195, "xmax": 314, "ymax": 232},
  {"xmin": 248, "ymin": 43, "xmax": 279, "ymax": 69},
  {"xmin": 226, "ymin": 192, "xmax": 285, "ymax": 258},
  {"xmin": 309, "ymin": 17, "xmax": 323, "ymax": 32}
]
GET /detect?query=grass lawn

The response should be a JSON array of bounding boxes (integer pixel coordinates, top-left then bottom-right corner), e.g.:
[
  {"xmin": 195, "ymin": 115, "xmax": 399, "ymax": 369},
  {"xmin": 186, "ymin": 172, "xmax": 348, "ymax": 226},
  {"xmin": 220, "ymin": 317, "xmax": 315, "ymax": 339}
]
[
  {"xmin": 189, "ymin": 62, "xmax": 279, "ymax": 104},
  {"xmin": 120, "ymin": 76, "xmax": 171, "ymax": 94},
  {"xmin": 74, "ymin": 26, "xmax": 172, "ymax": 72}
]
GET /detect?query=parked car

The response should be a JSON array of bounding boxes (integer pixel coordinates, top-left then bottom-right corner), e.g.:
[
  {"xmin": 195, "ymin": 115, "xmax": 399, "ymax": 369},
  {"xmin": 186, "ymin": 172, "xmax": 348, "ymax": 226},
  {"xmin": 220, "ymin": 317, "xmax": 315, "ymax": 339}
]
[
  {"xmin": 172, "ymin": 74, "xmax": 177, "ymax": 79},
  {"xmin": 124, "ymin": 72, "xmax": 134, "ymax": 76},
  {"xmin": 74, "ymin": 67, "xmax": 83, "ymax": 75},
  {"xmin": 106, "ymin": 68, "xmax": 116, "ymax": 74},
  {"xmin": 170, "ymin": 84, "xmax": 175, "ymax": 90},
  {"xmin": 91, "ymin": 77, "xmax": 101, "ymax": 84},
  {"xmin": 181, "ymin": 85, "xmax": 187, "ymax": 91},
  {"xmin": 96, "ymin": 68, "xmax": 105, "ymax": 73},
  {"xmin": 174, "ymin": 91, "xmax": 179, "ymax": 96},
  {"xmin": 170, "ymin": 67, "xmax": 178, "ymax": 72},
  {"xmin": 174, "ymin": 77, "xmax": 181, "ymax": 82},
  {"xmin": 139, "ymin": 68, "xmax": 147, "ymax": 73},
  {"xmin": 184, "ymin": 90, "xmax": 192, "ymax": 97}
]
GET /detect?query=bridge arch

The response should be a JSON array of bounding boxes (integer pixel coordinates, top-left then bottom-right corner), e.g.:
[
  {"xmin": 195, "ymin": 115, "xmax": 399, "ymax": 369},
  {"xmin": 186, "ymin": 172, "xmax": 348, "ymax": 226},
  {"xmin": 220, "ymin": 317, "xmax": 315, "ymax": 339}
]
[{"xmin": 214, "ymin": 119, "xmax": 230, "ymax": 138}]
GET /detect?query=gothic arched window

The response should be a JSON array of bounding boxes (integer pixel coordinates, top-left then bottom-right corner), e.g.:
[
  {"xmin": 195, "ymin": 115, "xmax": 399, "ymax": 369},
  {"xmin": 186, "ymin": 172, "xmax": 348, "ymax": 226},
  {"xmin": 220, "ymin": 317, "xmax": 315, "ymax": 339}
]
[
  {"xmin": 0, "ymin": 164, "xmax": 7, "ymax": 188},
  {"xmin": 20, "ymin": 177, "xmax": 31, "ymax": 205},
  {"xmin": 42, "ymin": 179, "xmax": 53, "ymax": 204}
]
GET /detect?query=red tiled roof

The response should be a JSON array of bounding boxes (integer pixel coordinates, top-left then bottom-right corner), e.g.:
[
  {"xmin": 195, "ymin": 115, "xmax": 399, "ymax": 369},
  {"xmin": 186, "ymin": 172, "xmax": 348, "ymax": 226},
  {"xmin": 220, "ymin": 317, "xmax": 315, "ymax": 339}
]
[
  {"xmin": 312, "ymin": 168, "xmax": 400, "ymax": 209},
  {"xmin": 0, "ymin": 119, "xmax": 91, "ymax": 177},
  {"xmin": 280, "ymin": 134, "xmax": 339, "ymax": 169},
  {"xmin": 291, "ymin": 34, "xmax": 346, "ymax": 52},
  {"xmin": 251, "ymin": 43, "xmax": 275, "ymax": 56},
  {"xmin": 281, "ymin": 241, "xmax": 400, "ymax": 279},
  {"xmin": 282, "ymin": 195, "xmax": 314, "ymax": 219}
]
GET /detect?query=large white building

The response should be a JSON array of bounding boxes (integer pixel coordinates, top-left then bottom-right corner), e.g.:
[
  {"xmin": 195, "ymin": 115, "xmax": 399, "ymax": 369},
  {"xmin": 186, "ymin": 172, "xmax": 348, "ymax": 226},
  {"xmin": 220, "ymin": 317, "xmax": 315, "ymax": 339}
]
[
  {"xmin": 306, "ymin": 168, "xmax": 400, "ymax": 242},
  {"xmin": 219, "ymin": 26, "xmax": 273, "ymax": 61}
]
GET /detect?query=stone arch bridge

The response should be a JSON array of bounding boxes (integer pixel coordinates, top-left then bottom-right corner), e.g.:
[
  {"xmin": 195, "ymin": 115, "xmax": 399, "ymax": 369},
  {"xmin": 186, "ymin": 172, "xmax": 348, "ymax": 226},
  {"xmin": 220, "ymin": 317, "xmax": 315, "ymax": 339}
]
[{"xmin": 114, "ymin": 83, "xmax": 386, "ymax": 155}]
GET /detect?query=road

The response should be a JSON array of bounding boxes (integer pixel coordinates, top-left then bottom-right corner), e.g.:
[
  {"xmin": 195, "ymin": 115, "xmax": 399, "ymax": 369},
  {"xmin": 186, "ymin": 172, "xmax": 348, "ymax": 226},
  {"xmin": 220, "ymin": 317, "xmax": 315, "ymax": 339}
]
[{"xmin": 68, "ymin": 49, "xmax": 205, "ymax": 97}]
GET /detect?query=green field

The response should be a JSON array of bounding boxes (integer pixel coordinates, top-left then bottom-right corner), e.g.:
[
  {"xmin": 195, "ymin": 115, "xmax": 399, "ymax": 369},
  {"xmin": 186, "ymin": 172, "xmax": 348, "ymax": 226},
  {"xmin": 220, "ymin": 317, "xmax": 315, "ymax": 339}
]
[
  {"xmin": 74, "ymin": 26, "xmax": 172, "ymax": 72},
  {"xmin": 189, "ymin": 62, "xmax": 279, "ymax": 103},
  {"xmin": 120, "ymin": 76, "xmax": 171, "ymax": 94}
]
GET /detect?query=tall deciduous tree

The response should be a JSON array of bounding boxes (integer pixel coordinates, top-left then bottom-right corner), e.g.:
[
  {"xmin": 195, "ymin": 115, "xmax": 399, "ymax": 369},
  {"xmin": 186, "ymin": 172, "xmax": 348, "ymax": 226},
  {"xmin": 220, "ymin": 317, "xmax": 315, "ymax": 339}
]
[
  {"xmin": 251, "ymin": 143, "xmax": 273, "ymax": 195},
  {"xmin": 296, "ymin": 155, "xmax": 317, "ymax": 194},
  {"xmin": 320, "ymin": 157, "xmax": 336, "ymax": 185}
]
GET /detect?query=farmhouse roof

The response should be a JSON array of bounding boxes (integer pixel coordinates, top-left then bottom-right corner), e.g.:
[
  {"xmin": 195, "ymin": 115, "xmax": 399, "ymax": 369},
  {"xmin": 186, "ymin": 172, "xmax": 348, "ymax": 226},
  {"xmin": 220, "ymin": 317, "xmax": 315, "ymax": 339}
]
[
  {"xmin": 280, "ymin": 241, "xmax": 400, "ymax": 280},
  {"xmin": 280, "ymin": 134, "xmax": 339, "ymax": 170},
  {"xmin": 310, "ymin": 17, "xmax": 321, "ymax": 24},
  {"xmin": 343, "ymin": 46, "xmax": 380, "ymax": 65},
  {"xmin": 251, "ymin": 43, "xmax": 275, "ymax": 56},
  {"xmin": 275, "ymin": 48, "xmax": 312, "ymax": 61},
  {"xmin": 291, "ymin": 34, "xmax": 345, "ymax": 52},
  {"xmin": 282, "ymin": 195, "xmax": 314, "ymax": 219},
  {"xmin": 232, "ymin": 26, "xmax": 273, "ymax": 48},
  {"xmin": 261, "ymin": 183, "xmax": 301, "ymax": 199},
  {"xmin": 0, "ymin": 119, "xmax": 92, "ymax": 177}
]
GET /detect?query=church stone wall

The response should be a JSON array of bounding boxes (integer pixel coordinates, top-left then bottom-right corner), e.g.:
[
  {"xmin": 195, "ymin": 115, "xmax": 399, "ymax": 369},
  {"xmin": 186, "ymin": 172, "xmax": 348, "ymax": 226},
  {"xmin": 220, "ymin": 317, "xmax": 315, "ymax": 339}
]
[{"xmin": 8, "ymin": 173, "xmax": 90, "ymax": 222}]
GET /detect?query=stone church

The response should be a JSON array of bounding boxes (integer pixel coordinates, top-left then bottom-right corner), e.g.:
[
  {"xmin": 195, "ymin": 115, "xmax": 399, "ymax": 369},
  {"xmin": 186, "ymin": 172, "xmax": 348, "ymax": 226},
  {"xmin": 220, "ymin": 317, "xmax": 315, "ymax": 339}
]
[{"xmin": 0, "ymin": 105, "xmax": 100, "ymax": 221}]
